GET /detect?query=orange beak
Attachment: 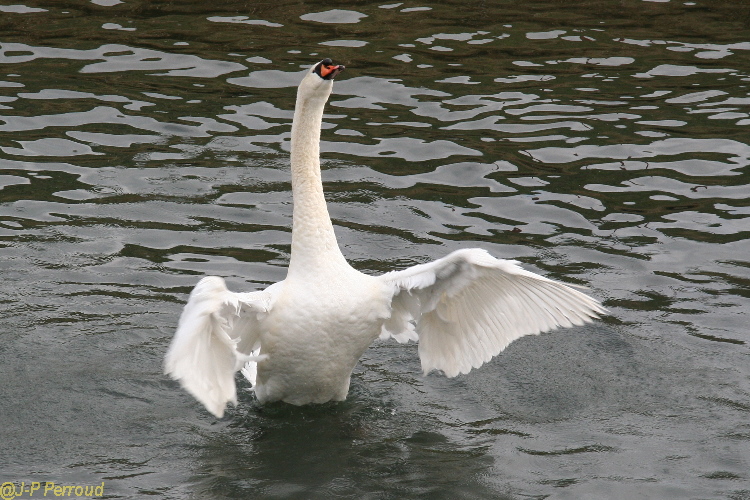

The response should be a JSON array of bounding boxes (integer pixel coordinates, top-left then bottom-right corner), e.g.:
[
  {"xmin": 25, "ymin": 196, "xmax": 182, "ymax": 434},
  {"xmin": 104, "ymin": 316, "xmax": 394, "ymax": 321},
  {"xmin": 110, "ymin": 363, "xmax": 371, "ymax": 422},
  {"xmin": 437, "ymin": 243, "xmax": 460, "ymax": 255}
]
[{"xmin": 318, "ymin": 60, "xmax": 345, "ymax": 80}]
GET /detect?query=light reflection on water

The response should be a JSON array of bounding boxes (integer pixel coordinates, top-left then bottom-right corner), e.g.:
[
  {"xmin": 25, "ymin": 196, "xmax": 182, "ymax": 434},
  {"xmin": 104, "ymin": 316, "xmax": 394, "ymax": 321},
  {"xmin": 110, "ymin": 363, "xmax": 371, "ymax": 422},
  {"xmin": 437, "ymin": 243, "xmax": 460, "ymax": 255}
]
[{"xmin": 1, "ymin": 1, "xmax": 749, "ymax": 498}]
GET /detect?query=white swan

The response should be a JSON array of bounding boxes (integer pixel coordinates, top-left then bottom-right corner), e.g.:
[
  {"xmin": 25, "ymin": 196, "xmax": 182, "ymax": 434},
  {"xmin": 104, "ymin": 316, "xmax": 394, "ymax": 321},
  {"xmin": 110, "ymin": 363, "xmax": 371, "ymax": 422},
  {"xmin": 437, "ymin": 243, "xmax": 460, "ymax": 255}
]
[{"xmin": 164, "ymin": 59, "xmax": 606, "ymax": 417}]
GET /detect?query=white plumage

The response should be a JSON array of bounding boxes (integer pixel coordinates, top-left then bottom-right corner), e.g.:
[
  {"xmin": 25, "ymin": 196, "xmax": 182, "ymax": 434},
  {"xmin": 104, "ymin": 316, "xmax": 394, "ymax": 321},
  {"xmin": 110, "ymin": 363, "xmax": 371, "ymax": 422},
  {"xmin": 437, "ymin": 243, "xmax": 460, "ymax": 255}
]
[{"xmin": 164, "ymin": 59, "xmax": 606, "ymax": 417}]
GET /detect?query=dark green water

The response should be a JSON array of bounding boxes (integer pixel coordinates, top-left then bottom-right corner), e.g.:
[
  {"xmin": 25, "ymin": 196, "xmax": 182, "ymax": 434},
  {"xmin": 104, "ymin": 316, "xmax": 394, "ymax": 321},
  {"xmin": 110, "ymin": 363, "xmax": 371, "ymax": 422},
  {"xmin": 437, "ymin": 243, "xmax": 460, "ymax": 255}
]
[{"xmin": 1, "ymin": 1, "xmax": 749, "ymax": 498}]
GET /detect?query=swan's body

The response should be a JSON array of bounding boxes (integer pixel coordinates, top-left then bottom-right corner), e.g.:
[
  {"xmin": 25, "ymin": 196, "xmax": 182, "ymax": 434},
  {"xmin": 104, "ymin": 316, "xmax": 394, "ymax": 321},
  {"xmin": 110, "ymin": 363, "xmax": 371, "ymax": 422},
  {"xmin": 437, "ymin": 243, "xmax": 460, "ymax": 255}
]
[{"xmin": 165, "ymin": 59, "xmax": 606, "ymax": 417}]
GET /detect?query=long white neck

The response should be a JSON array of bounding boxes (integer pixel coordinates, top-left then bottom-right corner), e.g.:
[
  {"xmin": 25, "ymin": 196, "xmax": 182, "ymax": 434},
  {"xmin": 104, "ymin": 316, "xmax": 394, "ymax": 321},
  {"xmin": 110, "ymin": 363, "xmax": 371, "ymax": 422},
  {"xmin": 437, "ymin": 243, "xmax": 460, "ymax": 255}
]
[{"xmin": 287, "ymin": 89, "xmax": 347, "ymax": 276}]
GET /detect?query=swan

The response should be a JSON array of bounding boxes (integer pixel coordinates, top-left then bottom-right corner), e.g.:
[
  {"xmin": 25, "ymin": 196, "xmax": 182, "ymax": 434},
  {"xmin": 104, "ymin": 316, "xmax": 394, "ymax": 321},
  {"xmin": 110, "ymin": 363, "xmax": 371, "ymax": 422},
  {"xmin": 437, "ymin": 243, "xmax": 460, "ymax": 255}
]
[{"xmin": 164, "ymin": 59, "xmax": 606, "ymax": 418}]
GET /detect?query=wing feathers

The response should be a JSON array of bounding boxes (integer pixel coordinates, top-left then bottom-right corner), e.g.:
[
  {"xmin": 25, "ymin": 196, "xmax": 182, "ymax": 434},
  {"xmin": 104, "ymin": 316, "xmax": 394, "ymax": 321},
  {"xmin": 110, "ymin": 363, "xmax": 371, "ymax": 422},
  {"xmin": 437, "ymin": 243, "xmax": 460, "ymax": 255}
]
[
  {"xmin": 382, "ymin": 248, "xmax": 606, "ymax": 377},
  {"xmin": 164, "ymin": 276, "xmax": 271, "ymax": 417}
]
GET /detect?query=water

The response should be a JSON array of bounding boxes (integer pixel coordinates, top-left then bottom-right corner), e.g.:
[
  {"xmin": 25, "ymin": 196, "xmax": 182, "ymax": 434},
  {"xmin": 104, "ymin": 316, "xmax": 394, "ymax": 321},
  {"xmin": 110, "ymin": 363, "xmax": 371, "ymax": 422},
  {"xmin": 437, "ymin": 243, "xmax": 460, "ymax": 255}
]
[{"xmin": 1, "ymin": 0, "xmax": 749, "ymax": 498}]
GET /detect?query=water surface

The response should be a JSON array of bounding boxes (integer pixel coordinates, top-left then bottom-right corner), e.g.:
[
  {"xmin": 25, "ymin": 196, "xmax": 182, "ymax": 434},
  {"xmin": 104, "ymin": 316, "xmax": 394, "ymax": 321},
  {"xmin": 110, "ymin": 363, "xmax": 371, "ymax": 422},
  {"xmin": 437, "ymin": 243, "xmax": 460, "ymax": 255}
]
[{"xmin": 1, "ymin": 1, "xmax": 749, "ymax": 498}]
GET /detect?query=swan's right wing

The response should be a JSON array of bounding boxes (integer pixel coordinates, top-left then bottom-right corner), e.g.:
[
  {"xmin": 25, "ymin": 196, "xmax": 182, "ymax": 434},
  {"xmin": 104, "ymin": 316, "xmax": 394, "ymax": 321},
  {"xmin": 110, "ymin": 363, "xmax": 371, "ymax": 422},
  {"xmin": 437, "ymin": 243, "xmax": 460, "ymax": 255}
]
[
  {"xmin": 164, "ymin": 276, "xmax": 274, "ymax": 418},
  {"xmin": 381, "ymin": 248, "xmax": 606, "ymax": 377}
]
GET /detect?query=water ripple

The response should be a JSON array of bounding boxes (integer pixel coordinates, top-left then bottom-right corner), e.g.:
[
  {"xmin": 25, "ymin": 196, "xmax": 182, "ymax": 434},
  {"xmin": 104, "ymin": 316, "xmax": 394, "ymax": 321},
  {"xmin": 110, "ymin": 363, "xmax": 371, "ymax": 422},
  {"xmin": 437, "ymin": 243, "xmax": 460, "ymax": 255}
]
[{"xmin": 1, "ymin": 1, "xmax": 749, "ymax": 498}]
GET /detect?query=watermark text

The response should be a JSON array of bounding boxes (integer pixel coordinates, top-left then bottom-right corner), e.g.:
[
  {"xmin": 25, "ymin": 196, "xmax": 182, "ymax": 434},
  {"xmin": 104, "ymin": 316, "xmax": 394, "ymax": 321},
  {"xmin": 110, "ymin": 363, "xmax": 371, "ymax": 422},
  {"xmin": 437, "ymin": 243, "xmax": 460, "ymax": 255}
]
[{"xmin": 0, "ymin": 482, "xmax": 104, "ymax": 499}]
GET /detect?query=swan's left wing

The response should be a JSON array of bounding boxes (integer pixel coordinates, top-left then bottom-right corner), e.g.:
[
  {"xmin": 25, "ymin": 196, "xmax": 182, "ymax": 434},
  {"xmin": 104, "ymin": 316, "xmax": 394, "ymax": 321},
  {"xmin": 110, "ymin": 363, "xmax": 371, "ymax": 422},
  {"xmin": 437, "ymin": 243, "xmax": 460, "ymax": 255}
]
[
  {"xmin": 380, "ymin": 248, "xmax": 606, "ymax": 377},
  {"xmin": 164, "ymin": 276, "xmax": 273, "ymax": 418}
]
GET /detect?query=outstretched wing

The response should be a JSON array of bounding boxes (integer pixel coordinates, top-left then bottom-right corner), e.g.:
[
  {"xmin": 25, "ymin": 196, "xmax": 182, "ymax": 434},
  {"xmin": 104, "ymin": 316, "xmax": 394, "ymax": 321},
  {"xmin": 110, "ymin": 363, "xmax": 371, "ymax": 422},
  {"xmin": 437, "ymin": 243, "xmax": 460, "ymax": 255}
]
[
  {"xmin": 380, "ymin": 248, "xmax": 606, "ymax": 377},
  {"xmin": 164, "ymin": 276, "xmax": 274, "ymax": 417}
]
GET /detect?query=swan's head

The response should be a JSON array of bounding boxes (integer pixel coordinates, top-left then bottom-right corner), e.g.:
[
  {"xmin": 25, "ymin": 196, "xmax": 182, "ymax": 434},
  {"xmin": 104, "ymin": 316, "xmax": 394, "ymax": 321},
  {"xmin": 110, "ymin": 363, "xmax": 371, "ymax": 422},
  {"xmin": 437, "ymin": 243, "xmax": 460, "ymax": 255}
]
[{"xmin": 297, "ymin": 59, "xmax": 345, "ymax": 103}]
